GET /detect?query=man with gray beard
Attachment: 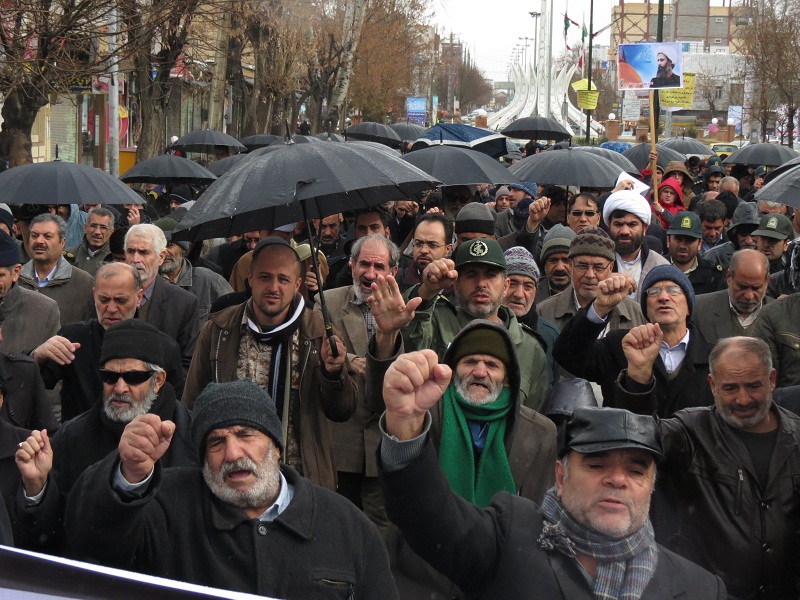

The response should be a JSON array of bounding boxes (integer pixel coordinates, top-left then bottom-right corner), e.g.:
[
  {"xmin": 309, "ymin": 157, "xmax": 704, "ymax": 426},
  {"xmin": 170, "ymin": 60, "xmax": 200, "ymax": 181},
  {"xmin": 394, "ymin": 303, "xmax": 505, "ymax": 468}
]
[
  {"xmin": 64, "ymin": 379, "xmax": 396, "ymax": 599},
  {"xmin": 14, "ymin": 319, "xmax": 196, "ymax": 554}
]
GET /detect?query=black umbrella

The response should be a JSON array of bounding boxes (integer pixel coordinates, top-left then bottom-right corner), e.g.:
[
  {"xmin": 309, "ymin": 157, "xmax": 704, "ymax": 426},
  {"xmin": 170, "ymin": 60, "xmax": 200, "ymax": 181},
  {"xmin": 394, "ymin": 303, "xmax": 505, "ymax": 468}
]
[
  {"xmin": 764, "ymin": 156, "xmax": 800, "ymax": 184},
  {"xmin": 622, "ymin": 143, "xmax": 686, "ymax": 171},
  {"xmin": 207, "ymin": 153, "xmax": 252, "ymax": 177},
  {"xmin": 268, "ymin": 134, "xmax": 320, "ymax": 146},
  {"xmin": 501, "ymin": 116, "xmax": 572, "ymax": 142},
  {"xmin": 574, "ymin": 146, "xmax": 638, "ymax": 174},
  {"xmin": 723, "ymin": 142, "xmax": 800, "ymax": 166},
  {"xmin": 120, "ymin": 154, "xmax": 217, "ymax": 184},
  {"xmin": 509, "ymin": 147, "xmax": 624, "ymax": 187},
  {"xmin": 239, "ymin": 134, "xmax": 280, "ymax": 150},
  {"xmin": 390, "ymin": 122, "xmax": 426, "ymax": 140},
  {"xmin": 403, "ymin": 145, "xmax": 522, "ymax": 186},
  {"xmin": 345, "ymin": 122, "xmax": 403, "ymax": 148},
  {"xmin": 754, "ymin": 164, "xmax": 800, "ymax": 209},
  {"xmin": 659, "ymin": 136, "xmax": 716, "ymax": 156},
  {"xmin": 315, "ymin": 132, "xmax": 346, "ymax": 142},
  {"xmin": 0, "ymin": 160, "xmax": 144, "ymax": 205},
  {"xmin": 168, "ymin": 129, "xmax": 246, "ymax": 154}
]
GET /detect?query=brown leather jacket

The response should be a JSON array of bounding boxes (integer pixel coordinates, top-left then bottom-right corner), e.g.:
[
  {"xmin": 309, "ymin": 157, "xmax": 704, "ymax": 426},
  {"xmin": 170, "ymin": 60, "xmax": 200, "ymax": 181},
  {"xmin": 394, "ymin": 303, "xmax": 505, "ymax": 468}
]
[{"xmin": 182, "ymin": 301, "xmax": 357, "ymax": 491}]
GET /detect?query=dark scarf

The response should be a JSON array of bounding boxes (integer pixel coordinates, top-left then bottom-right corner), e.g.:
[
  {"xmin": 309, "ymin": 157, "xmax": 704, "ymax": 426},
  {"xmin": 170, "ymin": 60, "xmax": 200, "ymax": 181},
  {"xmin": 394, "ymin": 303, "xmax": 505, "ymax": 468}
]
[
  {"xmin": 512, "ymin": 198, "xmax": 533, "ymax": 230},
  {"xmin": 538, "ymin": 488, "xmax": 657, "ymax": 600},
  {"xmin": 245, "ymin": 295, "xmax": 305, "ymax": 414},
  {"xmin": 438, "ymin": 385, "xmax": 515, "ymax": 507}
]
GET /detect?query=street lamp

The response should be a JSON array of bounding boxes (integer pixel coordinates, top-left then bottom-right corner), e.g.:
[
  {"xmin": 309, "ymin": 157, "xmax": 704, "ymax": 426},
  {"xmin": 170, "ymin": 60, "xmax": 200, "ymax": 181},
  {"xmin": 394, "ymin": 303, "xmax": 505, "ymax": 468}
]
[
  {"xmin": 519, "ymin": 37, "xmax": 533, "ymax": 70},
  {"xmin": 608, "ymin": 113, "xmax": 616, "ymax": 120}
]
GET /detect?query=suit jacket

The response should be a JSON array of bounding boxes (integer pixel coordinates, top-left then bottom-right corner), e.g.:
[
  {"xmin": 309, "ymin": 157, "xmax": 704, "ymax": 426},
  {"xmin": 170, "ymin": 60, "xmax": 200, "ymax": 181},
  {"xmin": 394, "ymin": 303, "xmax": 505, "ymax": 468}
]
[
  {"xmin": 380, "ymin": 440, "xmax": 726, "ymax": 600},
  {"xmin": 142, "ymin": 277, "xmax": 201, "ymax": 373},
  {"xmin": 692, "ymin": 289, "xmax": 770, "ymax": 346},
  {"xmin": 0, "ymin": 417, "xmax": 29, "ymax": 511},
  {"xmin": 0, "ymin": 284, "xmax": 60, "ymax": 354},
  {"xmin": 536, "ymin": 284, "xmax": 646, "ymax": 333},
  {"xmin": 315, "ymin": 286, "xmax": 379, "ymax": 476}
]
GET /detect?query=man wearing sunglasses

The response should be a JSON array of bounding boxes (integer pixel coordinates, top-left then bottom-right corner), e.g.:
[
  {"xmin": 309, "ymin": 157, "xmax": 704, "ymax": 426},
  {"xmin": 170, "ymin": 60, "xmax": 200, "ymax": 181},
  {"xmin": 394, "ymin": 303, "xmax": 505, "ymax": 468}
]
[
  {"xmin": 554, "ymin": 264, "xmax": 714, "ymax": 418},
  {"xmin": 15, "ymin": 318, "xmax": 196, "ymax": 553}
]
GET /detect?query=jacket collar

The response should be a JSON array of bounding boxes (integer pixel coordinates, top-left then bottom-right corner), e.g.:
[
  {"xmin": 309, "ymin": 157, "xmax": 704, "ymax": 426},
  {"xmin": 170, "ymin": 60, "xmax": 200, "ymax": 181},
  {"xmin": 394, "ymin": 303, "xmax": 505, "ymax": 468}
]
[{"xmin": 20, "ymin": 255, "xmax": 73, "ymax": 283}]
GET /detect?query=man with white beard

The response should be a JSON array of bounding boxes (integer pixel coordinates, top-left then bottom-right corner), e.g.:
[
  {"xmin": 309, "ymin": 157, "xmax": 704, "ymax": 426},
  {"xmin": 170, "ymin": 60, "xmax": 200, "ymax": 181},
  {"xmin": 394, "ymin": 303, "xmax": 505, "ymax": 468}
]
[
  {"xmin": 14, "ymin": 319, "xmax": 196, "ymax": 554},
  {"xmin": 64, "ymin": 379, "xmax": 396, "ymax": 599}
]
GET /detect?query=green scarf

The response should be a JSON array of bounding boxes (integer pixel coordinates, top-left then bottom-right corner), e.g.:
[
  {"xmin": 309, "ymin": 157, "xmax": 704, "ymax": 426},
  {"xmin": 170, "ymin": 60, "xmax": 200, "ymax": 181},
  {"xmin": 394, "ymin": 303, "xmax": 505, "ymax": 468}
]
[{"xmin": 438, "ymin": 384, "xmax": 515, "ymax": 507}]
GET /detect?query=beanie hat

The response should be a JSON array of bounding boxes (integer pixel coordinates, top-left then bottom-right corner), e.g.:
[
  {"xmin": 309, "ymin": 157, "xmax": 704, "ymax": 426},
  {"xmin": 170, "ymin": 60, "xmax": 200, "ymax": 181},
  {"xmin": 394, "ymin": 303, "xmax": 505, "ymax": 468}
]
[
  {"xmin": 191, "ymin": 380, "xmax": 284, "ymax": 457},
  {"xmin": 455, "ymin": 202, "xmax": 496, "ymax": 236},
  {"xmin": 507, "ymin": 181, "xmax": 537, "ymax": 198},
  {"xmin": 0, "ymin": 230, "xmax": 20, "ymax": 267},
  {"xmin": 168, "ymin": 184, "xmax": 192, "ymax": 204},
  {"xmin": 494, "ymin": 186, "xmax": 511, "ymax": 201},
  {"xmin": 100, "ymin": 319, "xmax": 165, "ymax": 368},
  {"xmin": 541, "ymin": 224, "xmax": 577, "ymax": 263},
  {"xmin": 568, "ymin": 226, "xmax": 616, "ymax": 262},
  {"xmin": 0, "ymin": 204, "xmax": 14, "ymax": 234},
  {"xmin": 639, "ymin": 264, "xmax": 695, "ymax": 317},
  {"xmin": 504, "ymin": 246, "xmax": 540, "ymax": 283}
]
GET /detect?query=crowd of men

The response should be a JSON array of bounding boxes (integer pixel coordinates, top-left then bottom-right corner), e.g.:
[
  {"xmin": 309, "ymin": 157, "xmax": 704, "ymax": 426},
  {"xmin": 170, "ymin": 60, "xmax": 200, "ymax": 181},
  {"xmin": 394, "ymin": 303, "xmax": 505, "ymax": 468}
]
[{"xmin": 0, "ymin": 151, "xmax": 799, "ymax": 600}]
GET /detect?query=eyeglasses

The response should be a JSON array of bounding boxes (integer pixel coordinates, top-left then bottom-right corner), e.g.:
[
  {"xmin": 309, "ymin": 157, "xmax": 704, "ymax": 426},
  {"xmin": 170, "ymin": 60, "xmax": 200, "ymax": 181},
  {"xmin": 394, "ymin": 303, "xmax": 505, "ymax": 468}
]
[
  {"xmin": 412, "ymin": 240, "xmax": 443, "ymax": 250},
  {"xmin": 572, "ymin": 260, "xmax": 612, "ymax": 274},
  {"xmin": 644, "ymin": 285, "xmax": 684, "ymax": 298},
  {"xmin": 99, "ymin": 369, "xmax": 155, "ymax": 385},
  {"xmin": 243, "ymin": 237, "xmax": 260, "ymax": 245},
  {"xmin": 87, "ymin": 223, "xmax": 111, "ymax": 231},
  {"xmin": 570, "ymin": 210, "xmax": 598, "ymax": 218}
]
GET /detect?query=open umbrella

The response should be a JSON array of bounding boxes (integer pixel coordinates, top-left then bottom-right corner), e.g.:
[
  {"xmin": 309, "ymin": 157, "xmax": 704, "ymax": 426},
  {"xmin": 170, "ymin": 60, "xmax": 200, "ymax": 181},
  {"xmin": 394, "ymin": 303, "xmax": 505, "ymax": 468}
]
[
  {"xmin": 268, "ymin": 134, "xmax": 320, "ymax": 146},
  {"xmin": 575, "ymin": 146, "xmax": 638, "ymax": 174},
  {"xmin": 207, "ymin": 153, "xmax": 252, "ymax": 177},
  {"xmin": 600, "ymin": 141, "xmax": 633, "ymax": 153},
  {"xmin": 168, "ymin": 129, "xmax": 246, "ymax": 154},
  {"xmin": 659, "ymin": 136, "xmax": 716, "ymax": 156},
  {"xmin": 120, "ymin": 154, "xmax": 217, "ymax": 184},
  {"xmin": 403, "ymin": 145, "xmax": 521, "ymax": 186},
  {"xmin": 501, "ymin": 115, "xmax": 572, "ymax": 142},
  {"xmin": 509, "ymin": 147, "xmax": 624, "ymax": 188},
  {"xmin": 723, "ymin": 143, "xmax": 800, "ymax": 166},
  {"xmin": 315, "ymin": 132, "xmax": 346, "ymax": 142},
  {"xmin": 622, "ymin": 143, "xmax": 686, "ymax": 171},
  {"xmin": 239, "ymin": 134, "xmax": 280, "ymax": 150},
  {"xmin": 410, "ymin": 123, "xmax": 508, "ymax": 159},
  {"xmin": 390, "ymin": 122, "xmax": 426, "ymax": 141},
  {"xmin": 754, "ymin": 164, "xmax": 800, "ymax": 209},
  {"xmin": 764, "ymin": 156, "xmax": 800, "ymax": 183},
  {"xmin": 0, "ymin": 160, "xmax": 144, "ymax": 205},
  {"xmin": 344, "ymin": 122, "xmax": 403, "ymax": 148}
]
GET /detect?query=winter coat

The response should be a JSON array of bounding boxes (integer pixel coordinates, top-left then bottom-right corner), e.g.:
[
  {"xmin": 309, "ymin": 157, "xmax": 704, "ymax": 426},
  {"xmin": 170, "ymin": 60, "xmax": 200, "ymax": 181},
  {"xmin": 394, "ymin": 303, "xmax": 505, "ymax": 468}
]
[
  {"xmin": 0, "ymin": 284, "xmax": 60, "ymax": 354},
  {"xmin": 18, "ymin": 256, "xmax": 94, "ymax": 327}
]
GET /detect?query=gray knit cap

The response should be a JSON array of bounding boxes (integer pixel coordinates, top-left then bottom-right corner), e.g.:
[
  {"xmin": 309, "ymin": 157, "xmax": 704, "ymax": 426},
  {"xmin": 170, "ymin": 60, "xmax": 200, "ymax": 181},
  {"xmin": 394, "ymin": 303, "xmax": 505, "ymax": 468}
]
[
  {"xmin": 455, "ymin": 202, "xmax": 496, "ymax": 236},
  {"xmin": 191, "ymin": 380, "xmax": 284, "ymax": 458},
  {"xmin": 568, "ymin": 226, "xmax": 616, "ymax": 262},
  {"xmin": 541, "ymin": 224, "xmax": 577, "ymax": 262},
  {"xmin": 504, "ymin": 246, "xmax": 540, "ymax": 283}
]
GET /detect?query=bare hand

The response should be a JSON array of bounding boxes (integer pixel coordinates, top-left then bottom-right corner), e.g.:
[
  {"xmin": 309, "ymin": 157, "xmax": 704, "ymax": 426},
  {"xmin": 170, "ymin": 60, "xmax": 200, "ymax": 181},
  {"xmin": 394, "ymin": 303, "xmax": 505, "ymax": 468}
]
[
  {"xmin": 350, "ymin": 356, "xmax": 367, "ymax": 379},
  {"xmin": 622, "ymin": 323, "xmax": 663, "ymax": 384},
  {"xmin": 594, "ymin": 274, "xmax": 637, "ymax": 318},
  {"xmin": 394, "ymin": 200, "xmax": 419, "ymax": 219},
  {"xmin": 612, "ymin": 179, "xmax": 634, "ymax": 193},
  {"xmin": 127, "ymin": 205, "xmax": 142, "ymax": 226},
  {"xmin": 16, "ymin": 430, "xmax": 53, "ymax": 496},
  {"xmin": 648, "ymin": 150, "xmax": 658, "ymax": 166},
  {"xmin": 420, "ymin": 258, "xmax": 458, "ymax": 300},
  {"xmin": 119, "ymin": 414, "xmax": 176, "ymax": 484},
  {"xmin": 368, "ymin": 274, "xmax": 422, "ymax": 333},
  {"xmin": 526, "ymin": 197, "xmax": 551, "ymax": 231},
  {"xmin": 383, "ymin": 350, "xmax": 452, "ymax": 440},
  {"xmin": 321, "ymin": 334, "xmax": 347, "ymax": 375},
  {"xmin": 32, "ymin": 336, "xmax": 81, "ymax": 366},
  {"xmin": 304, "ymin": 268, "xmax": 320, "ymax": 293}
]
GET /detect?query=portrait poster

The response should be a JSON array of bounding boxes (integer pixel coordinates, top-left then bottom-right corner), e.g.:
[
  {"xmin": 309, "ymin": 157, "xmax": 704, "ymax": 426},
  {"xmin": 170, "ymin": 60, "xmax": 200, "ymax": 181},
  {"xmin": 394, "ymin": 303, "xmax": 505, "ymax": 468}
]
[{"xmin": 617, "ymin": 42, "xmax": 683, "ymax": 91}]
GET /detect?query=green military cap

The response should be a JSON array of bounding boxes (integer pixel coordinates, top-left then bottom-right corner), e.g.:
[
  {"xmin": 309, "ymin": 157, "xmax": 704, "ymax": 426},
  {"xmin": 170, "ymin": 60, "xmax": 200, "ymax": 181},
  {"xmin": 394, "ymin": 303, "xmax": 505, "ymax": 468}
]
[{"xmin": 667, "ymin": 211, "xmax": 702, "ymax": 239}]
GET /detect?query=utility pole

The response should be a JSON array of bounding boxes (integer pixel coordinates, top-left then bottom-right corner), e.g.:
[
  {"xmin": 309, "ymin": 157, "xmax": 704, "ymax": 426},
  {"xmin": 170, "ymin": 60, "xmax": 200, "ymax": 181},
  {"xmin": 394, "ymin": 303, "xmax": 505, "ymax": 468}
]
[
  {"xmin": 545, "ymin": 0, "xmax": 554, "ymax": 118},
  {"xmin": 108, "ymin": 7, "xmax": 119, "ymax": 175},
  {"xmin": 585, "ymin": 0, "xmax": 595, "ymax": 143},
  {"xmin": 529, "ymin": 12, "xmax": 541, "ymax": 73}
]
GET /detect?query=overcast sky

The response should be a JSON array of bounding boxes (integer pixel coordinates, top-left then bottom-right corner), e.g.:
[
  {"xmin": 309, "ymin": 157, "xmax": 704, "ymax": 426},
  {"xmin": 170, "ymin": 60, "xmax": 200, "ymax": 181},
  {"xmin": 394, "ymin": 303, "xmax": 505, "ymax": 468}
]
[{"xmin": 432, "ymin": 0, "xmax": 619, "ymax": 81}]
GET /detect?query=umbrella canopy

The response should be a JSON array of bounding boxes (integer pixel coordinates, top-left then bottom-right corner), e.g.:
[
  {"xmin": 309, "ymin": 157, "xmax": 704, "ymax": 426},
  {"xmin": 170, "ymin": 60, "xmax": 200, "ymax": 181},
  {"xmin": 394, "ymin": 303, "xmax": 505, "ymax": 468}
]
[
  {"xmin": 239, "ymin": 134, "xmax": 280, "ymax": 150},
  {"xmin": 168, "ymin": 129, "xmax": 246, "ymax": 154},
  {"xmin": 207, "ymin": 153, "xmax": 252, "ymax": 177},
  {"xmin": 173, "ymin": 141, "xmax": 439, "ymax": 241},
  {"xmin": 509, "ymin": 147, "xmax": 624, "ymax": 188},
  {"xmin": 314, "ymin": 132, "xmax": 346, "ymax": 142},
  {"xmin": 659, "ymin": 136, "xmax": 716, "ymax": 156},
  {"xmin": 600, "ymin": 141, "xmax": 633, "ymax": 153},
  {"xmin": 344, "ymin": 122, "xmax": 402, "ymax": 148},
  {"xmin": 575, "ymin": 146, "xmax": 638, "ymax": 174},
  {"xmin": 410, "ymin": 123, "xmax": 508, "ymax": 159},
  {"xmin": 622, "ymin": 143, "xmax": 686, "ymax": 171},
  {"xmin": 402, "ymin": 145, "xmax": 522, "ymax": 187},
  {"xmin": 754, "ymin": 164, "xmax": 800, "ymax": 209},
  {"xmin": 120, "ymin": 154, "xmax": 217, "ymax": 184},
  {"xmin": 390, "ymin": 122, "xmax": 426, "ymax": 140},
  {"xmin": 764, "ymin": 156, "xmax": 800, "ymax": 184},
  {"xmin": 268, "ymin": 135, "xmax": 320, "ymax": 146},
  {"xmin": 0, "ymin": 160, "xmax": 144, "ymax": 205},
  {"xmin": 723, "ymin": 143, "xmax": 800, "ymax": 167},
  {"xmin": 501, "ymin": 116, "xmax": 572, "ymax": 142}
]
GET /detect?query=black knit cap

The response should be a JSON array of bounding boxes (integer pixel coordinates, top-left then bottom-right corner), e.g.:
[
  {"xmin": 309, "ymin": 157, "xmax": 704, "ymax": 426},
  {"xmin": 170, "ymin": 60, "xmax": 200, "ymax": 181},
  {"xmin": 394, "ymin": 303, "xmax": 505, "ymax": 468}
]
[
  {"xmin": 191, "ymin": 380, "xmax": 284, "ymax": 458},
  {"xmin": 0, "ymin": 230, "xmax": 20, "ymax": 267},
  {"xmin": 100, "ymin": 319, "xmax": 164, "ymax": 368}
]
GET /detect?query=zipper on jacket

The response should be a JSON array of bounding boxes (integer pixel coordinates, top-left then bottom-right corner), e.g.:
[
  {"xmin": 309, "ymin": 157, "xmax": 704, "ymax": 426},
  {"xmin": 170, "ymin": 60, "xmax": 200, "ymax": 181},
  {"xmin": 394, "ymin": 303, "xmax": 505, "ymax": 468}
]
[
  {"xmin": 318, "ymin": 579, "xmax": 354, "ymax": 599},
  {"xmin": 735, "ymin": 468, "xmax": 744, "ymax": 515}
]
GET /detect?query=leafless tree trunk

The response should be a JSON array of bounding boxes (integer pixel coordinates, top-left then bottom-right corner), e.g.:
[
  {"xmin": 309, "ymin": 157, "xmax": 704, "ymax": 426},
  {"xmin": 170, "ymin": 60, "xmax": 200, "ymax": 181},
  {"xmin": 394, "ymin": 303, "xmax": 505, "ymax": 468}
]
[{"xmin": 326, "ymin": 0, "xmax": 367, "ymax": 130}]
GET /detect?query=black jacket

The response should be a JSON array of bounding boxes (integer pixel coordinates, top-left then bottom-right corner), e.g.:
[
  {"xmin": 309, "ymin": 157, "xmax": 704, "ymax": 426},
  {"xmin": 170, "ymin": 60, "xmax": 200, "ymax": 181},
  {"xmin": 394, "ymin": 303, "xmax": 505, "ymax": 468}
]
[
  {"xmin": 684, "ymin": 258, "xmax": 726, "ymax": 295},
  {"xmin": 0, "ymin": 352, "xmax": 57, "ymax": 432}
]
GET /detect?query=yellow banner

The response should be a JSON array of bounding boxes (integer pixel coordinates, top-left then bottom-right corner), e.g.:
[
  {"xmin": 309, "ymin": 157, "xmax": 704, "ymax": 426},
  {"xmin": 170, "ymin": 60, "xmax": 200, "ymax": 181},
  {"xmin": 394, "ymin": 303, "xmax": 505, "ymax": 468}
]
[
  {"xmin": 571, "ymin": 78, "xmax": 598, "ymax": 92},
  {"xmin": 577, "ymin": 91, "xmax": 600, "ymax": 110},
  {"xmin": 659, "ymin": 73, "xmax": 695, "ymax": 108}
]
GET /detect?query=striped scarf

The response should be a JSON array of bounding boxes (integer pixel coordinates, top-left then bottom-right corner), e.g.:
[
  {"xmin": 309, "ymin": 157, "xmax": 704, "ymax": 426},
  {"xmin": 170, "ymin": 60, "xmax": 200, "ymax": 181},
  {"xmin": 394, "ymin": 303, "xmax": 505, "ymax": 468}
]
[{"xmin": 538, "ymin": 488, "xmax": 657, "ymax": 600}]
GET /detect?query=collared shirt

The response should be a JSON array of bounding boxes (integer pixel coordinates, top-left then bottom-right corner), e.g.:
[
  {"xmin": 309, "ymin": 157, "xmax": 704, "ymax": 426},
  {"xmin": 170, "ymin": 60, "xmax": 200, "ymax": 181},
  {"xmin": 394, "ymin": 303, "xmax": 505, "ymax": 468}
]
[
  {"xmin": 139, "ymin": 279, "xmax": 156, "ymax": 307},
  {"xmin": 616, "ymin": 252, "xmax": 642, "ymax": 299},
  {"xmin": 660, "ymin": 329, "xmax": 690, "ymax": 373},
  {"xmin": 34, "ymin": 263, "xmax": 59, "ymax": 288},
  {"xmin": 729, "ymin": 296, "xmax": 762, "ymax": 329},
  {"xmin": 350, "ymin": 288, "xmax": 376, "ymax": 338}
]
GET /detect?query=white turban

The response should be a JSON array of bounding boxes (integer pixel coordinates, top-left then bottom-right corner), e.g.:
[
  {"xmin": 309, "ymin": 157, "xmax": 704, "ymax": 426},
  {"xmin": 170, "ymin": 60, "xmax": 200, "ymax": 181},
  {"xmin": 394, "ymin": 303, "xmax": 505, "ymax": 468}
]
[{"xmin": 603, "ymin": 189, "xmax": 652, "ymax": 227}]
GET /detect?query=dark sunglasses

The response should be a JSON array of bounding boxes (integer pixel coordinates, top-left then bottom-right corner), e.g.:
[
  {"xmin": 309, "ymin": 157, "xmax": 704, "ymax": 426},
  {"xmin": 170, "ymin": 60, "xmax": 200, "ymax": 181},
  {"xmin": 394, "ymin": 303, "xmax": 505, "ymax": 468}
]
[
  {"xmin": 99, "ymin": 369, "xmax": 154, "ymax": 385},
  {"xmin": 570, "ymin": 210, "xmax": 598, "ymax": 218}
]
